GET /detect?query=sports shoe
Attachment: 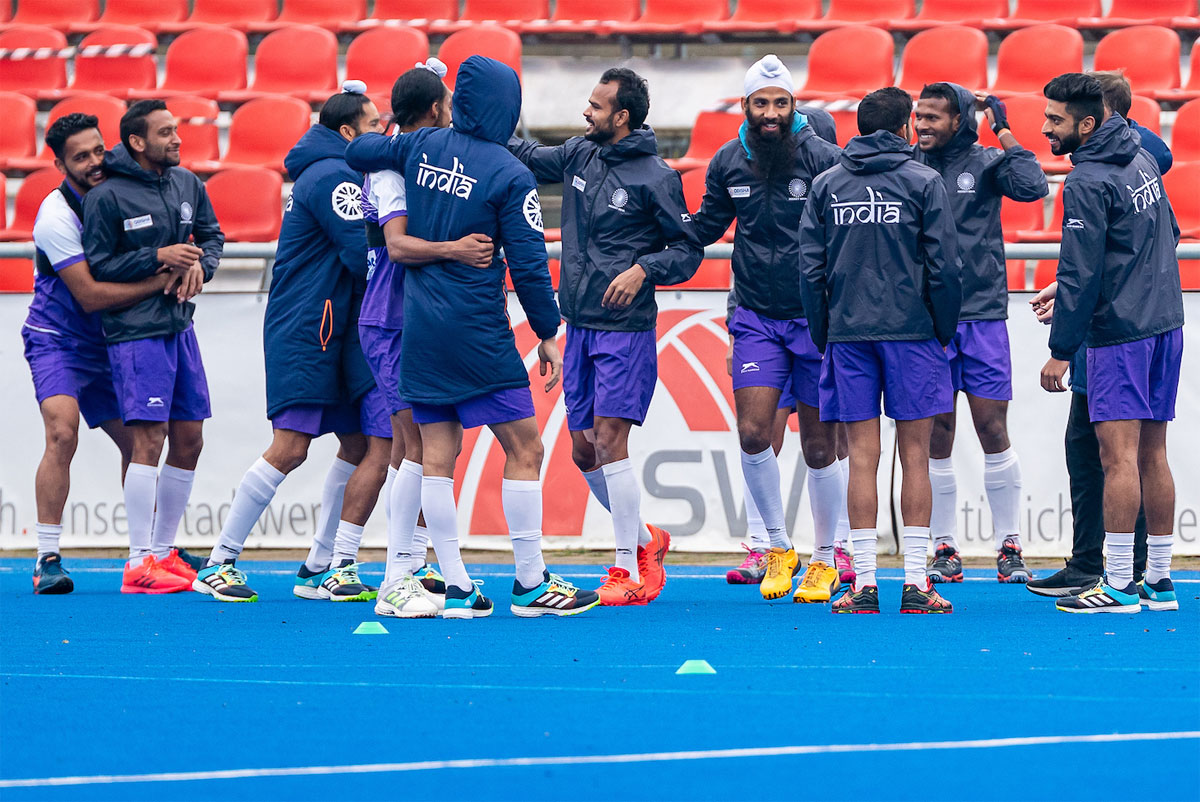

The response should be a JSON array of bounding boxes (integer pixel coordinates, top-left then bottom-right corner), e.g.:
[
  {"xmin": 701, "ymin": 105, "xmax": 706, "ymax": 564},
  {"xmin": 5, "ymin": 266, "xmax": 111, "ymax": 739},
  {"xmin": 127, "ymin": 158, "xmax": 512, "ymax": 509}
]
[
  {"xmin": 292, "ymin": 563, "xmax": 326, "ymax": 600},
  {"xmin": 173, "ymin": 546, "xmax": 208, "ymax": 572},
  {"xmin": 997, "ymin": 538, "xmax": 1031, "ymax": 583},
  {"xmin": 511, "ymin": 571, "xmax": 600, "ymax": 617},
  {"xmin": 793, "ymin": 560, "xmax": 840, "ymax": 603},
  {"xmin": 726, "ymin": 544, "xmax": 768, "ymax": 585},
  {"xmin": 375, "ymin": 575, "xmax": 441, "ymax": 618},
  {"xmin": 1026, "ymin": 561, "xmax": 1101, "ymax": 597},
  {"xmin": 414, "ymin": 564, "xmax": 446, "ymax": 595},
  {"xmin": 595, "ymin": 566, "xmax": 648, "ymax": 606},
  {"xmin": 927, "ymin": 544, "xmax": 963, "ymax": 583},
  {"xmin": 760, "ymin": 548, "xmax": 800, "ymax": 601},
  {"xmin": 32, "ymin": 553, "xmax": 73, "ymax": 595},
  {"xmin": 319, "ymin": 560, "xmax": 374, "ymax": 602},
  {"xmin": 834, "ymin": 545, "xmax": 855, "ymax": 586},
  {"xmin": 443, "ymin": 583, "xmax": 493, "ymax": 619},
  {"xmin": 193, "ymin": 560, "xmax": 258, "ymax": 602},
  {"xmin": 900, "ymin": 582, "xmax": 954, "ymax": 614},
  {"xmin": 1137, "ymin": 578, "xmax": 1179, "ymax": 612},
  {"xmin": 157, "ymin": 549, "xmax": 198, "ymax": 582},
  {"xmin": 1056, "ymin": 580, "xmax": 1140, "ymax": 614},
  {"xmin": 122, "ymin": 555, "xmax": 192, "ymax": 594},
  {"xmin": 832, "ymin": 584, "xmax": 880, "ymax": 614},
  {"xmin": 638, "ymin": 524, "xmax": 670, "ymax": 602}
]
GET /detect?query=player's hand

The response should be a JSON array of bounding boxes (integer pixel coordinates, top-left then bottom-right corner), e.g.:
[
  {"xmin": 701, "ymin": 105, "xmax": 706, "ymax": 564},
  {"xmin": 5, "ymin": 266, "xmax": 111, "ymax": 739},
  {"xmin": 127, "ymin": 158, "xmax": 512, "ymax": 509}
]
[
  {"xmin": 725, "ymin": 336, "xmax": 734, "ymax": 376},
  {"xmin": 1030, "ymin": 281, "xmax": 1057, "ymax": 324},
  {"xmin": 174, "ymin": 263, "xmax": 205, "ymax": 303},
  {"xmin": 1040, "ymin": 357, "xmax": 1069, "ymax": 393},
  {"xmin": 448, "ymin": 233, "xmax": 494, "ymax": 269},
  {"xmin": 157, "ymin": 243, "xmax": 203, "ymax": 271},
  {"xmin": 537, "ymin": 337, "xmax": 562, "ymax": 392},
  {"xmin": 602, "ymin": 264, "xmax": 646, "ymax": 310}
]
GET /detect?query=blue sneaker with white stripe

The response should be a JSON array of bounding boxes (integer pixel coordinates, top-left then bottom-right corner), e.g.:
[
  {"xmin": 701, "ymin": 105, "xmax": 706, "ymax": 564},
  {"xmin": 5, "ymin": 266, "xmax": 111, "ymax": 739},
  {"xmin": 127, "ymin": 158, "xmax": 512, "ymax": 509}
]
[
  {"xmin": 511, "ymin": 571, "xmax": 600, "ymax": 618},
  {"xmin": 444, "ymin": 583, "xmax": 493, "ymax": 619},
  {"xmin": 1055, "ymin": 579, "xmax": 1140, "ymax": 614},
  {"xmin": 1138, "ymin": 578, "xmax": 1179, "ymax": 611}
]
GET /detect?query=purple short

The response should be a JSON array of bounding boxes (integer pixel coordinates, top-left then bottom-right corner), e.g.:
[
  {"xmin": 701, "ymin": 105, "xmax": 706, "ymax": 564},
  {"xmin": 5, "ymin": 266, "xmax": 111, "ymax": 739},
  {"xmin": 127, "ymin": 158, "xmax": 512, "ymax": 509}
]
[
  {"xmin": 272, "ymin": 391, "xmax": 391, "ymax": 439},
  {"xmin": 107, "ymin": 326, "xmax": 211, "ymax": 423},
  {"xmin": 563, "ymin": 324, "xmax": 657, "ymax": 432},
  {"xmin": 411, "ymin": 386, "xmax": 535, "ymax": 429},
  {"xmin": 729, "ymin": 307, "xmax": 822, "ymax": 410},
  {"xmin": 946, "ymin": 320, "xmax": 1012, "ymax": 401},
  {"xmin": 819, "ymin": 339, "xmax": 954, "ymax": 422},
  {"xmin": 359, "ymin": 323, "xmax": 412, "ymax": 415},
  {"xmin": 23, "ymin": 327, "xmax": 120, "ymax": 429},
  {"xmin": 1086, "ymin": 328, "xmax": 1183, "ymax": 423}
]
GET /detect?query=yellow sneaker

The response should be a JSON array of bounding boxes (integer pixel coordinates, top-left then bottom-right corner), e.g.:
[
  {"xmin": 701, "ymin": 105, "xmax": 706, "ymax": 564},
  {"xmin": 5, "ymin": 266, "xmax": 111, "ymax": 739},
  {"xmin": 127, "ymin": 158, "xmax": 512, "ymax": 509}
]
[
  {"xmin": 793, "ymin": 560, "xmax": 840, "ymax": 603},
  {"xmin": 759, "ymin": 548, "xmax": 799, "ymax": 600}
]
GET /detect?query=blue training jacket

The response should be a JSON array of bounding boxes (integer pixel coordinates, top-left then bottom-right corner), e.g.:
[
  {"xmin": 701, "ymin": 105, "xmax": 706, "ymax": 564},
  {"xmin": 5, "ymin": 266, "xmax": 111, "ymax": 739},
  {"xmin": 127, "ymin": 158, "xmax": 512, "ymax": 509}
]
[
  {"xmin": 345, "ymin": 56, "xmax": 560, "ymax": 406},
  {"xmin": 264, "ymin": 124, "xmax": 374, "ymax": 418}
]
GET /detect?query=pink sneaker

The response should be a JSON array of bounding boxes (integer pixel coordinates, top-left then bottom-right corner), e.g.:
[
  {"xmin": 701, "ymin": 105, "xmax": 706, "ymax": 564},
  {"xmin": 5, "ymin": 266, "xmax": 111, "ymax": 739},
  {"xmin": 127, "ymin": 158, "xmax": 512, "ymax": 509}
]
[
  {"xmin": 834, "ymin": 545, "xmax": 855, "ymax": 585},
  {"xmin": 725, "ymin": 544, "xmax": 768, "ymax": 585}
]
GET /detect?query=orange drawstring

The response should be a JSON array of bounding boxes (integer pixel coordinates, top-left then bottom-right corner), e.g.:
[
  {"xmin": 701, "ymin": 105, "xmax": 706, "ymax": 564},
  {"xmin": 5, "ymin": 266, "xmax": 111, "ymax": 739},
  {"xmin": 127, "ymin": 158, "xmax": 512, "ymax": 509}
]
[{"xmin": 319, "ymin": 299, "xmax": 333, "ymax": 352}]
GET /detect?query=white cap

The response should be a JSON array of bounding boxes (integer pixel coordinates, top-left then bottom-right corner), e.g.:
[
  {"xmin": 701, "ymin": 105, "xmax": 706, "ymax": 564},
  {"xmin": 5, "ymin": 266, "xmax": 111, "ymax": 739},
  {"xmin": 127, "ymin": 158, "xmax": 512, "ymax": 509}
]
[
  {"xmin": 342, "ymin": 79, "xmax": 368, "ymax": 95},
  {"xmin": 415, "ymin": 57, "xmax": 448, "ymax": 79},
  {"xmin": 744, "ymin": 54, "xmax": 793, "ymax": 98}
]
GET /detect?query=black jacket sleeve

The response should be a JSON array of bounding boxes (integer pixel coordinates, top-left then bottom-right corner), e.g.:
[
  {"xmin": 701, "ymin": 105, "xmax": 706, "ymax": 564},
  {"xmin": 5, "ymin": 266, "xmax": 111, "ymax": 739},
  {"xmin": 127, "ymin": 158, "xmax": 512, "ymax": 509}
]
[
  {"xmin": 82, "ymin": 189, "xmax": 160, "ymax": 283},
  {"xmin": 345, "ymin": 131, "xmax": 414, "ymax": 175},
  {"xmin": 692, "ymin": 158, "xmax": 736, "ymax": 247},
  {"xmin": 1048, "ymin": 179, "xmax": 1108, "ymax": 361},
  {"xmin": 921, "ymin": 177, "xmax": 962, "ymax": 347},
  {"xmin": 499, "ymin": 174, "xmax": 560, "ymax": 341},
  {"xmin": 637, "ymin": 170, "xmax": 704, "ymax": 286},
  {"xmin": 798, "ymin": 182, "xmax": 830, "ymax": 352},
  {"xmin": 990, "ymin": 146, "xmax": 1049, "ymax": 203},
  {"xmin": 506, "ymin": 136, "xmax": 570, "ymax": 185},
  {"xmin": 191, "ymin": 182, "xmax": 224, "ymax": 282}
]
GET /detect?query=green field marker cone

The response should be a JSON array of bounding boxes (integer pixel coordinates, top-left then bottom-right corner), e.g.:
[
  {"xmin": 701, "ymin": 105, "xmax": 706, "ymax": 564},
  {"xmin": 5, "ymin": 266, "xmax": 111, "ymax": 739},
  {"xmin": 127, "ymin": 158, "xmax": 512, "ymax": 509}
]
[
  {"xmin": 353, "ymin": 621, "xmax": 388, "ymax": 635},
  {"xmin": 676, "ymin": 659, "xmax": 716, "ymax": 675}
]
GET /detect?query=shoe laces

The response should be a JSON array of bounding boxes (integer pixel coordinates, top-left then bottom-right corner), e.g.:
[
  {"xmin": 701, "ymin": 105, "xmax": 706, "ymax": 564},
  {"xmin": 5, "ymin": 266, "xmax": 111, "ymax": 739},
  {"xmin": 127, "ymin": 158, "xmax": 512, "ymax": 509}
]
[
  {"xmin": 332, "ymin": 564, "xmax": 362, "ymax": 585},
  {"xmin": 217, "ymin": 564, "xmax": 247, "ymax": 585},
  {"xmin": 800, "ymin": 562, "xmax": 826, "ymax": 589},
  {"xmin": 736, "ymin": 543, "xmax": 765, "ymax": 570},
  {"xmin": 764, "ymin": 550, "xmax": 789, "ymax": 580},
  {"xmin": 546, "ymin": 573, "xmax": 578, "ymax": 596},
  {"xmin": 599, "ymin": 567, "xmax": 626, "ymax": 589}
]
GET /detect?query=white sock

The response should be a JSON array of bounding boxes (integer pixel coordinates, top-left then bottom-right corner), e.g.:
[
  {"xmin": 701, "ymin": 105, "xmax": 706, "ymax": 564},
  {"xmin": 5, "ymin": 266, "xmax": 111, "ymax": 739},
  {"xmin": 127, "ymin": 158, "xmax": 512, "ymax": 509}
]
[
  {"xmin": 331, "ymin": 521, "xmax": 364, "ymax": 566},
  {"xmin": 1104, "ymin": 531, "xmax": 1135, "ymax": 589},
  {"xmin": 209, "ymin": 458, "xmax": 286, "ymax": 566},
  {"xmin": 850, "ymin": 528, "xmax": 877, "ymax": 589},
  {"xmin": 584, "ymin": 465, "xmax": 654, "ymax": 548},
  {"xmin": 410, "ymin": 525, "xmax": 431, "ymax": 573},
  {"xmin": 834, "ymin": 457, "xmax": 850, "ymax": 549},
  {"xmin": 602, "ymin": 459, "xmax": 642, "ymax": 581},
  {"xmin": 503, "ymin": 478, "xmax": 547, "ymax": 588},
  {"xmin": 385, "ymin": 459, "xmax": 423, "ymax": 585},
  {"xmin": 741, "ymin": 446, "xmax": 790, "ymax": 550},
  {"xmin": 903, "ymin": 525, "xmax": 931, "ymax": 586},
  {"xmin": 123, "ymin": 463, "xmax": 157, "ymax": 563},
  {"xmin": 150, "ymin": 465, "xmax": 195, "ymax": 559},
  {"xmin": 744, "ymin": 477, "xmax": 770, "ymax": 550},
  {"xmin": 421, "ymin": 475, "xmax": 471, "ymax": 592},
  {"xmin": 36, "ymin": 522, "xmax": 62, "ymax": 558},
  {"xmin": 1145, "ymin": 533, "xmax": 1173, "ymax": 584},
  {"xmin": 984, "ymin": 448, "xmax": 1023, "ymax": 550},
  {"xmin": 929, "ymin": 457, "xmax": 958, "ymax": 550},
  {"xmin": 305, "ymin": 457, "xmax": 355, "ymax": 573},
  {"xmin": 808, "ymin": 460, "xmax": 842, "ymax": 566}
]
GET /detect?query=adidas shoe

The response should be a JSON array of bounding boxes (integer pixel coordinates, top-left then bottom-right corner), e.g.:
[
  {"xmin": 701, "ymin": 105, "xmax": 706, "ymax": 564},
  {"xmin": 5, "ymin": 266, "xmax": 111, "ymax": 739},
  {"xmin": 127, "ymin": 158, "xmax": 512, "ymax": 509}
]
[
  {"xmin": 1137, "ymin": 578, "xmax": 1179, "ymax": 612},
  {"xmin": 997, "ymin": 538, "xmax": 1031, "ymax": 583},
  {"xmin": 760, "ymin": 548, "xmax": 800, "ymax": 601},
  {"xmin": 193, "ymin": 560, "xmax": 258, "ymax": 602},
  {"xmin": 319, "ymin": 560, "xmax": 374, "ymax": 602},
  {"xmin": 900, "ymin": 582, "xmax": 954, "ymax": 614},
  {"xmin": 414, "ymin": 564, "xmax": 446, "ymax": 595},
  {"xmin": 726, "ymin": 544, "xmax": 768, "ymax": 585},
  {"xmin": 834, "ymin": 544, "xmax": 855, "ymax": 586},
  {"xmin": 32, "ymin": 553, "xmax": 73, "ymax": 595},
  {"xmin": 927, "ymin": 544, "xmax": 963, "ymax": 584},
  {"xmin": 832, "ymin": 584, "xmax": 880, "ymax": 614},
  {"xmin": 293, "ymin": 563, "xmax": 326, "ymax": 600},
  {"xmin": 157, "ymin": 549, "xmax": 198, "ymax": 582},
  {"xmin": 1056, "ymin": 580, "xmax": 1140, "ymax": 614},
  {"xmin": 511, "ymin": 571, "xmax": 600, "ymax": 617},
  {"xmin": 443, "ymin": 583, "xmax": 493, "ymax": 619},
  {"xmin": 122, "ymin": 555, "xmax": 191, "ymax": 594},
  {"xmin": 638, "ymin": 524, "xmax": 670, "ymax": 602},
  {"xmin": 375, "ymin": 575, "xmax": 441, "ymax": 618},
  {"xmin": 173, "ymin": 546, "xmax": 208, "ymax": 572}
]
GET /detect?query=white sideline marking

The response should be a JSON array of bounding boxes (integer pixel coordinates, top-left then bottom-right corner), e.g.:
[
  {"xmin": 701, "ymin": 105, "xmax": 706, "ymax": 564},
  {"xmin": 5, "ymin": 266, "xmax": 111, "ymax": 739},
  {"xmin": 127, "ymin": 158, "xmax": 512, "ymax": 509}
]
[{"xmin": 1, "ymin": 731, "xmax": 1196, "ymax": 788}]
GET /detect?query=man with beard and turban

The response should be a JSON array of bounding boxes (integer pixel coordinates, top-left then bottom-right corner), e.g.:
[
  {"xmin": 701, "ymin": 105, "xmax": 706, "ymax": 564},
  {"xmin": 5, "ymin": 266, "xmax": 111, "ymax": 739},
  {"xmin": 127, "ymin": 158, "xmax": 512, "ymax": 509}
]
[{"xmin": 693, "ymin": 55, "xmax": 844, "ymax": 605}]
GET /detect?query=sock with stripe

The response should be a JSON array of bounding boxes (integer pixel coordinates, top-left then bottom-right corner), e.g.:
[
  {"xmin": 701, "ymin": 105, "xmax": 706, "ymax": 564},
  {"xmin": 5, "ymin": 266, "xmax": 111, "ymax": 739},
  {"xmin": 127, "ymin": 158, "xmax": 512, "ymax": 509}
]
[
  {"xmin": 744, "ymin": 477, "xmax": 770, "ymax": 550},
  {"xmin": 929, "ymin": 457, "xmax": 958, "ymax": 550},
  {"xmin": 742, "ymin": 446, "xmax": 790, "ymax": 550},
  {"xmin": 808, "ymin": 460, "xmax": 842, "ymax": 566},
  {"xmin": 834, "ymin": 457, "xmax": 850, "ymax": 550},
  {"xmin": 305, "ymin": 457, "xmax": 355, "ymax": 573},
  {"xmin": 386, "ymin": 459, "xmax": 423, "ymax": 585},
  {"xmin": 1104, "ymin": 531, "xmax": 1135, "ymax": 590},
  {"xmin": 331, "ymin": 521, "xmax": 364, "ymax": 567},
  {"xmin": 583, "ymin": 465, "xmax": 654, "ymax": 548},
  {"xmin": 602, "ymin": 459, "xmax": 642, "ymax": 581},
  {"xmin": 410, "ymin": 526, "xmax": 431, "ymax": 573},
  {"xmin": 209, "ymin": 458, "xmax": 286, "ymax": 566},
  {"xmin": 503, "ymin": 478, "xmax": 547, "ymax": 588},
  {"xmin": 36, "ymin": 523, "xmax": 62, "ymax": 559},
  {"xmin": 150, "ymin": 465, "xmax": 195, "ymax": 559},
  {"xmin": 124, "ymin": 463, "xmax": 157, "ymax": 565}
]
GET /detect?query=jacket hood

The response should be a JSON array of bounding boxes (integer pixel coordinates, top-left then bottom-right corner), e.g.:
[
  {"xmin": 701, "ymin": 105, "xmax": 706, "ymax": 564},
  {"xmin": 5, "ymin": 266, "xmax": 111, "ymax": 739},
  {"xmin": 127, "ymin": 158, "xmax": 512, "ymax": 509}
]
[
  {"xmin": 840, "ymin": 130, "xmax": 913, "ymax": 174},
  {"xmin": 103, "ymin": 143, "xmax": 164, "ymax": 183},
  {"xmin": 452, "ymin": 56, "xmax": 521, "ymax": 145},
  {"xmin": 1071, "ymin": 112, "xmax": 1141, "ymax": 167},
  {"xmin": 944, "ymin": 83, "xmax": 979, "ymax": 151},
  {"xmin": 285, "ymin": 124, "xmax": 350, "ymax": 181},
  {"xmin": 737, "ymin": 111, "xmax": 811, "ymax": 160},
  {"xmin": 599, "ymin": 125, "xmax": 659, "ymax": 163}
]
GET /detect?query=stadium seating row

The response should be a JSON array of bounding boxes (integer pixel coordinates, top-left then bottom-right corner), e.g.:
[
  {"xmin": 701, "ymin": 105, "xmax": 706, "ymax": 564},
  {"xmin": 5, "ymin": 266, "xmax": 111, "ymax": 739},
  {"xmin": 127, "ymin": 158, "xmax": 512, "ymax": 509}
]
[{"xmin": 5, "ymin": 0, "xmax": 1199, "ymax": 36}]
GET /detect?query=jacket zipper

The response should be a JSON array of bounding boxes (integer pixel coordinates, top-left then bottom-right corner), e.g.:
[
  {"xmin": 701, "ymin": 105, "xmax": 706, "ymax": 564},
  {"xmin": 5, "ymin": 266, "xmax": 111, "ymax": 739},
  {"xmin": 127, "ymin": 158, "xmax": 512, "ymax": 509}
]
[
  {"xmin": 576, "ymin": 158, "xmax": 611, "ymax": 321},
  {"xmin": 764, "ymin": 166, "xmax": 779, "ymax": 316}
]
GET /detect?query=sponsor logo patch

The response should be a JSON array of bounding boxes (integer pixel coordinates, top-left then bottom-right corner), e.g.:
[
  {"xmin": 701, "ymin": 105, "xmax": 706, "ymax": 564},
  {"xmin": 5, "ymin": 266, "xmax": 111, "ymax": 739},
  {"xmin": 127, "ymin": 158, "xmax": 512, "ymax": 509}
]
[
  {"xmin": 740, "ymin": 361, "xmax": 760, "ymax": 373},
  {"xmin": 572, "ymin": 175, "xmax": 586, "ymax": 192},
  {"xmin": 1064, "ymin": 218, "xmax": 1086, "ymax": 230},
  {"xmin": 123, "ymin": 214, "xmax": 153, "ymax": 231},
  {"xmin": 728, "ymin": 186, "xmax": 751, "ymax": 199},
  {"xmin": 147, "ymin": 396, "xmax": 165, "ymax": 408}
]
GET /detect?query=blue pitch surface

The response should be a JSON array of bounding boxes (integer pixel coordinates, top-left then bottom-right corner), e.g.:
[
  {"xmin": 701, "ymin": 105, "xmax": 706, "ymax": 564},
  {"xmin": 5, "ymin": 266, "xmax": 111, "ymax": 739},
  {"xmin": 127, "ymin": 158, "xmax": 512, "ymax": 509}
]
[{"xmin": 1, "ymin": 559, "xmax": 1198, "ymax": 801}]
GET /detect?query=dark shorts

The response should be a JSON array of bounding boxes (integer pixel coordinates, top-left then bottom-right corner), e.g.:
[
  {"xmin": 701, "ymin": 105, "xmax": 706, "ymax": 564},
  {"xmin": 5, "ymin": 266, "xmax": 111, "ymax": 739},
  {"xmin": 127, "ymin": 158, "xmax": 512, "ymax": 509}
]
[
  {"xmin": 411, "ymin": 386, "xmax": 536, "ymax": 429},
  {"xmin": 106, "ymin": 326, "xmax": 211, "ymax": 423},
  {"xmin": 819, "ymin": 339, "xmax": 954, "ymax": 422},
  {"xmin": 728, "ymin": 306, "xmax": 822, "ymax": 409},
  {"xmin": 359, "ymin": 323, "xmax": 411, "ymax": 415},
  {"xmin": 563, "ymin": 324, "xmax": 657, "ymax": 432},
  {"xmin": 23, "ymin": 326, "xmax": 120, "ymax": 429},
  {"xmin": 272, "ymin": 392, "xmax": 391, "ymax": 439},
  {"xmin": 946, "ymin": 319, "xmax": 1012, "ymax": 401},
  {"xmin": 1086, "ymin": 329, "xmax": 1183, "ymax": 423}
]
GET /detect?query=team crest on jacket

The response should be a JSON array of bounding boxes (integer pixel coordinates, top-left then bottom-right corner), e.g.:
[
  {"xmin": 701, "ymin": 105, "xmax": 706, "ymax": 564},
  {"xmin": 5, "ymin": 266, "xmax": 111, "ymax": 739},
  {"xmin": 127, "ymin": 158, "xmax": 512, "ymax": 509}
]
[
  {"xmin": 523, "ymin": 189, "xmax": 544, "ymax": 232},
  {"xmin": 831, "ymin": 187, "xmax": 902, "ymax": 225},
  {"xmin": 331, "ymin": 182, "xmax": 363, "ymax": 221},
  {"xmin": 788, "ymin": 178, "xmax": 807, "ymax": 200},
  {"xmin": 180, "ymin": 201, "xmax": 193, "ymax": 223},
  {"xmin": 956, "ymin": 172, "xmax": 976, "ymax": 194},
  {"xmin": 609, "ymin": 187, "xmax": 629, "ymax": 211}
]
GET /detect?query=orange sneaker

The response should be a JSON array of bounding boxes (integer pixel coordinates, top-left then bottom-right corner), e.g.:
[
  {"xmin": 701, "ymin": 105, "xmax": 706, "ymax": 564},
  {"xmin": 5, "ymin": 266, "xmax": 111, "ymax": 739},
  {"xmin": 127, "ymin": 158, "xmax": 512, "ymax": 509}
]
[
  {"xmin": 121, "ymin": 555, "xmax": 192, "ymax": 594},
  {"xmin": 637, "ymin": 524, "xmax": 670, "ymax": 602},
  {"xmin": 157, "ymin": 549, "xmax": 198, "ymax": 582},
  {"xmin": 595, "ymin": 566, "xmax": 648, "ymax": 606}
]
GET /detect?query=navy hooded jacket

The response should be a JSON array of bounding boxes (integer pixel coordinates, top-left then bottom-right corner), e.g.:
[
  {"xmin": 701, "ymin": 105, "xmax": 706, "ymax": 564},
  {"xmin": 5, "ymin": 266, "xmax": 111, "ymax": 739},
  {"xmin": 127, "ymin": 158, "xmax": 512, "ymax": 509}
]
[
  {"xmin": 799, "ymin": 130, "xmax": 962, "ymax": 352},
  {"xmin": 263, "ymin": 124, "xmax": 374, "ymax": 418},
  {"xmin": 1129, "ymin": 119, "xmax": 1172, "ymax": 176},
  {"xmin": 1048, "ymin": 113, "xmax": 1183, "ymax": 362},
  {"xmin": 345, "ymin": 56, "xmax": 560, "ymax": 406},
  {"xmin": 914, "ymin": 83, "xmax": 1048, "ymax": 322},
  {"xmin": 82, "ymin": 144, "xmax": 223, "ymax": 344}
]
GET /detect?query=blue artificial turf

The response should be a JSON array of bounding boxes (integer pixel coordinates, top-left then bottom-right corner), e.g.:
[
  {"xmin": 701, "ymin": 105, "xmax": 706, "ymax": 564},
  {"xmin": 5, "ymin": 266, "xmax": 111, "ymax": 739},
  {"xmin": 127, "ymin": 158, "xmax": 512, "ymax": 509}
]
[{"xmin": 1, "ymin": 559, "xmax": 1197, "ymax": 801}]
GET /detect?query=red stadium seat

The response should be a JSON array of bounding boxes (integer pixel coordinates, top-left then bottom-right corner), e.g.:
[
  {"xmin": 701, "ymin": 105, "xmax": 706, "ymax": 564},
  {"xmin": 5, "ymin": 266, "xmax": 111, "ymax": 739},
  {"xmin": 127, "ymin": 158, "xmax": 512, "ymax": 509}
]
[
  {"xmin": 44, "ymin": 25, "xmax": 158, "ymax": 101},
  {"xmin": 675, "ymin": 259, "xmax": 731, "ymax": 290},
  {"xmin": 795, "ymin": 26, "xmax": 894, "ymax": 100},
  {"xmin": 1170, "ymin": 100, "xmax": 1200, "ymax": 162},
  {"xmin": 245, "ymin": 0, "xmax": 367, "ymax": 32},
  {"xmin": 898, "ymin": 26, "xmax": 988, "ymax": 93},
  {"xmin": 1181, "ymin": 260, "xmax": 1200, "ymax": 289},
  {"xmin": 1078, "ymin": 0, "xmax": 1199, "ymax": 29},
  {"xmin": 679, "ymin": 167, "xmax": 734, "ymax": 241},
  {"xmin": 0, "ymin": 259, "xmax": 35, "ymax": 291},
  {"xmin": 890, "ymin": 0, "xmax": 1009, "ymax": 31},
  {"xmin": 0, "ymin": 3, "xmax": 9, "ymax": 22},
  {"xmin": 1032, "ymin": 259, "xmax": 1057, "ymax": 290},
  {"xmin": 217, "ymin": 25, "xmax": 338, "ymax": 104},
  {"xmin": 437, "ymin": 26, "xmax": 522, "ymax": 91},
  {"xmin": 1128, "ymin": 95, "xmax": 1163, "ymax": 134},
  {"xmin": 7, "ymin": 92, "xmax": 126, "ymax": 172},
  {"xmin": 1155, "ymin": 42, "xmax": 1200, "ymax": 103},
  {"xmin": 807, "ymin": 0, "xmax": 913, "ymax": 30},
  {"xmin": 1093, "ymin": 27, "xmax": 1181, "ymax": 97},
  {"xmin": 429, "ymin": 0, "xmax": 549, "ymax": 33},
  {"xmin": 983, "ymin": 0, "xmax": 1100, "ymax": 30},
  {"xmin": 605, "ymin": 0, "xmax": 728, "ymax": 35},
  {"xmin": 11, "ymin": 0, "xmax": 99, "ymax": 29},
  {"xmin": 0, "ymin": 92, "xmax": 38, "ymax": 170},
  {"xmin": 990, "ymin": 24, "xmax": 1083, "ymax": 97},
  {"xmin": 68, "ymin": 0, "xmax": 188, "ymax": 34},
  {"xmin": 827, "ymin": 109, "xmax": 857, "ymax": 146},
  {"xmin": 126, "ymin": 26, "xmax": 248, "ymax": 100},
  {"xmin": 0, "ymin": 25, "xmax": 67, "ymax": 96},
  {"xmin": 0, "ymin": 167, "xmax": 62, "ymax": 241},
  {"xmin": 166, "ymin": 95, "xmax": 221, "ymax": 169},
  {"xmin": 0, "ymin": 174, "xmax": 5, "ymax": 227},
  {"xmin": 1001, "ymin": 197, "xmax": 1045, "ymax": 242},
  {"xmin": 205, "ymin": 168, "xmax": 284, "ymax": 241},
  {"xmin": 1007, "ymin": 260, "xmax": 1029, "ymax": 290},
  {"xmin": 1164, "ymin": 162, "xmax": 1200, "ymax": 239},
  {"xmin": 348, "ymin": 0, "xmax": 459, "ymax": 31},
  {"xmin": 152, "ymin": 0, "xmax": 277, "ymax": 33},
  {"xmin": 664, "ymin": 111, "xmax": 741, "ymax": 172},
  {"xmin": 191, "ymin": 95, "xmax": 312, "ymax": 174},
  {"xmin": 344, "ymin": 27, "xmax": 430, "ymax": 102},
  {"xmin": 523, "ymin": 0, "xmax": 641, "ymax": 35},
  {"xmin": 699, "ymin": 0, "xmax": 818, "ymax": 34}
]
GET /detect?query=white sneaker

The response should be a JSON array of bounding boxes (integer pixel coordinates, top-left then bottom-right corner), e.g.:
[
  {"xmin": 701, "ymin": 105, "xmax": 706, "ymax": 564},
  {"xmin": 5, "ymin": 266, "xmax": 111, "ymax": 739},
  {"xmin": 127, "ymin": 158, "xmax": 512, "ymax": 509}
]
[{"xmin": 374, "ymin": 575, "xmax": 440, "ymax": 618}]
